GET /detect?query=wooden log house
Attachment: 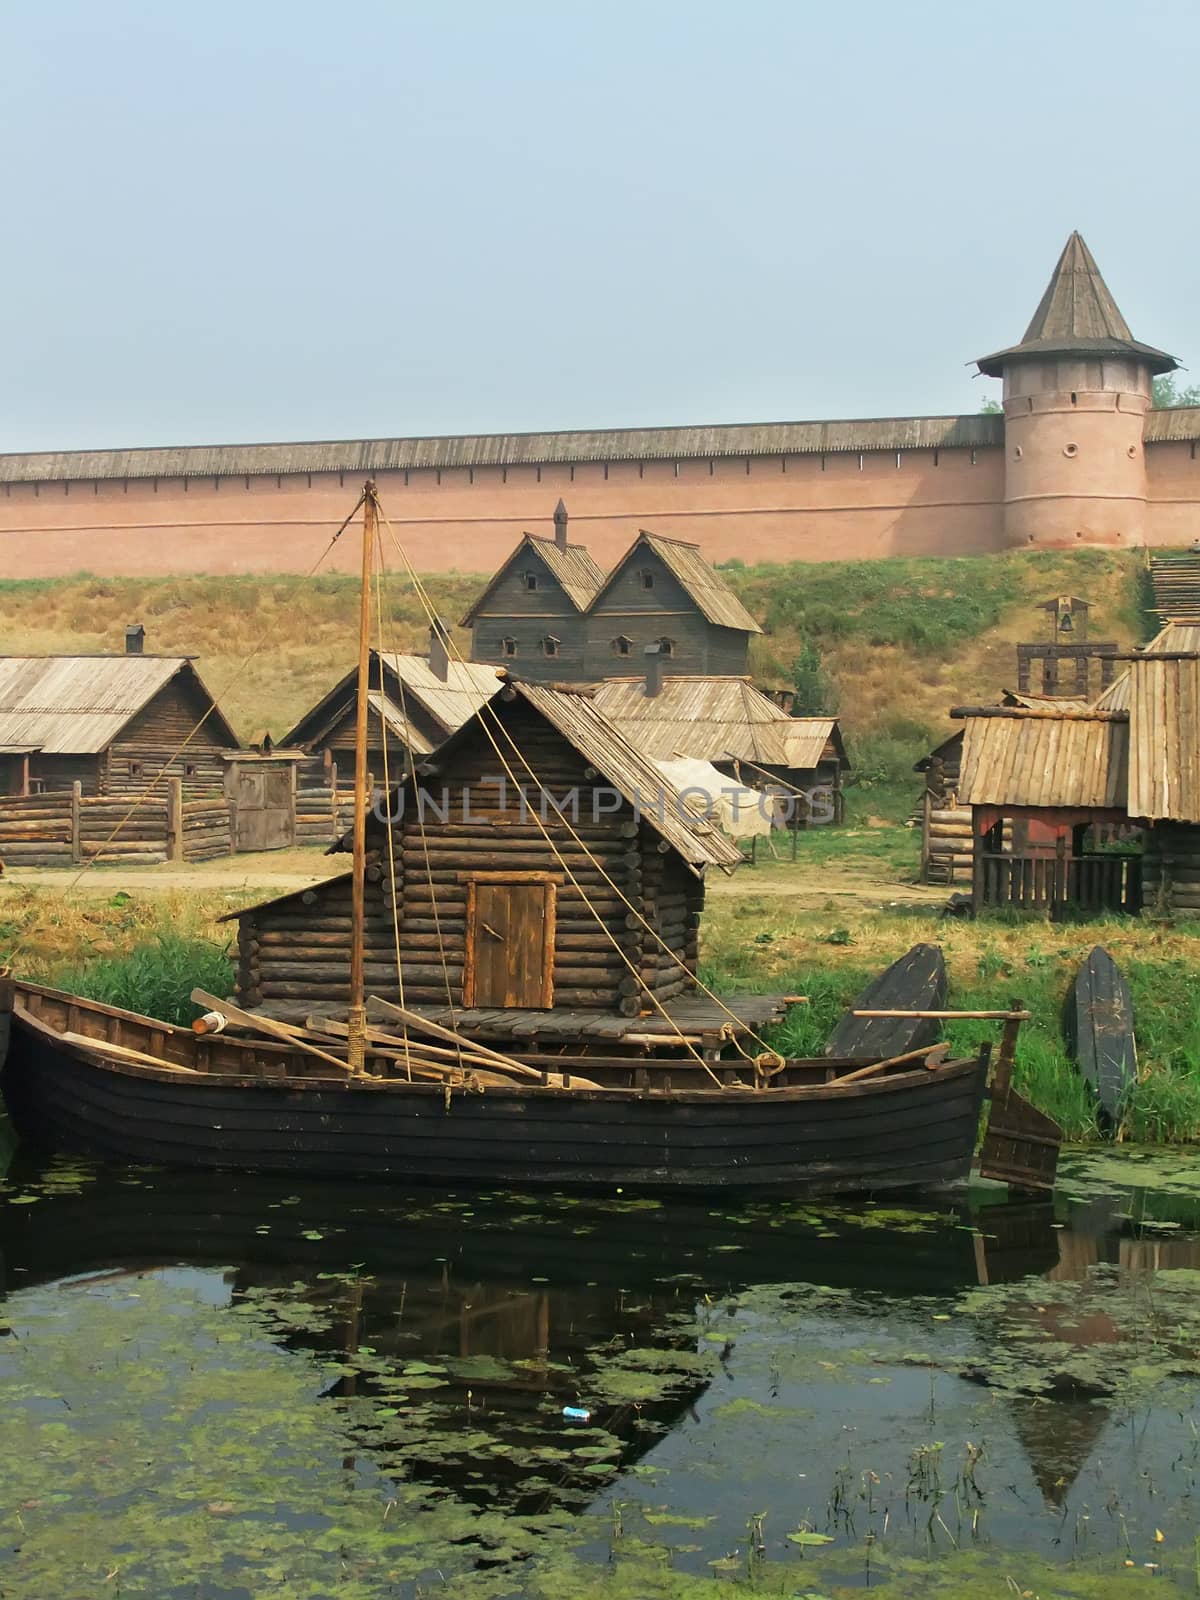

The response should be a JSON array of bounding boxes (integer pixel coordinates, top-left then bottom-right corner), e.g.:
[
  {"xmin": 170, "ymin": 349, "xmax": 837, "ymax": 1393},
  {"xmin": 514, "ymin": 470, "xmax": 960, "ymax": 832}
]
[
  {"xmin": 0, "ymin": 653, "xmax": 238, "ymax": 799},
  {"xmin": 229, "ymin": 678, "xmax": 745, "ymax": 1032},
  {"xmin": 463, "ymin": 507, "xmax": 762, "ymax": 682}
]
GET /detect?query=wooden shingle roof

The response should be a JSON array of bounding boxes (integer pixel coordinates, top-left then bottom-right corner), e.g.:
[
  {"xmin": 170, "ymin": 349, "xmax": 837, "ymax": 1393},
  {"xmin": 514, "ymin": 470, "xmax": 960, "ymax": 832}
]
[
  {"xmin": 283, "ymin": 651, "xmax": 500, "ymax": 752},
  {"xmin": 976, "ymin": 231, "xmax": 1177, "ymax": 377},
  {"xmin": 956, "ymin": 708, "xmax": 1129, "ymax": 811},
  {"xmin": 460, "ymin": 534, "xmax": 605, "ymax": 624},
  {"xmin": 591, "ymin": 676, "xmax": 844, "ymax": 769},
  {"xmin": 1127, "ymin": 656, "xmax": 1200, "ymax": 823},
  {"xmin": 590, "ymin": 532, "xmax": 762, "ymax": 634},
  {"xmin": 0, "ymin": 414, "xmax": 1008, "ymax": 488},
  {"xmin": 0, "ymin": 656, "xmax": 237, "ymax": 754}
]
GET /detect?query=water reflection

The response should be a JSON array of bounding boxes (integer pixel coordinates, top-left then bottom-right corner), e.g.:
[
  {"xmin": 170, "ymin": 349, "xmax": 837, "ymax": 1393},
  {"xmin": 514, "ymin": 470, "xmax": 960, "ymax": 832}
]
[{"xmin": 2, "ymin": 1149, "xmax": 1199, "ymax": 1590}]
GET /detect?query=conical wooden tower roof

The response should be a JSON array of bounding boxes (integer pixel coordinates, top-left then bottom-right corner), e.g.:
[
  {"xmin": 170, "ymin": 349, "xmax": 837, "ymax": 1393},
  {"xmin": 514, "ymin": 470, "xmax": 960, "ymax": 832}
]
[{"xmin": 977, "ymin": 231, "xmax": 1176, "ymax": 377}]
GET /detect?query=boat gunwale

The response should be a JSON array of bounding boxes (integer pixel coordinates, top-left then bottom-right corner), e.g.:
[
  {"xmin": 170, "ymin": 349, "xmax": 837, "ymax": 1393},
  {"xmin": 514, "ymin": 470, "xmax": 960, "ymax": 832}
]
[{"xmin": 12, "ymin": 982, "xmax": 989, "ymax": 1107}]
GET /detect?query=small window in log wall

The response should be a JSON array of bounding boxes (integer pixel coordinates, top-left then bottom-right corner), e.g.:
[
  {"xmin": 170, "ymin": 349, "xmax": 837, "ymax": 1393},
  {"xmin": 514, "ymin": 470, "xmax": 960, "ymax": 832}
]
[
  {"xmin": 639, "ymin": 569, "xmax": 655, "ymax": 590},
  {"xmin": 128, "ymin": 761, "xmax": 142, "ymax": 776},
  {"xmin": 612, "ymin": 635, "xmax": 632, "ymax": 657},
  {"xmin": 541, "ymin": 636, "xmax": 560, "ymax": 658},
  {"xmin": 500, "ymin": 637, "xmax": 518, "ymax": 657},
  {"xmin": 658, "ymin": 636, "xmax": 675, "ymax": 657},
  {"xmin": 522, "ymin": 571, "xmax": 539, "ymax": 591}
]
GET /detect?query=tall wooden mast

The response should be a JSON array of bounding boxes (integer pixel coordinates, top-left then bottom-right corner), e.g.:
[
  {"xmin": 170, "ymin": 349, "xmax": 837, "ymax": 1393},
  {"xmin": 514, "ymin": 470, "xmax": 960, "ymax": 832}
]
[{"xmin": 347, "ymin": 480, "xmax": 377, "ymax": 1074}]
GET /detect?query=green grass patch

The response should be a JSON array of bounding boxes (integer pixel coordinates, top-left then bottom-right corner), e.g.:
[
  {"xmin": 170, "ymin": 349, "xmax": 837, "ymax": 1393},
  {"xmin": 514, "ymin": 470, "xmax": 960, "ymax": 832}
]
[{"xmin": 50, "ymin": 932, "xmax": 234, "ymax": 1026}]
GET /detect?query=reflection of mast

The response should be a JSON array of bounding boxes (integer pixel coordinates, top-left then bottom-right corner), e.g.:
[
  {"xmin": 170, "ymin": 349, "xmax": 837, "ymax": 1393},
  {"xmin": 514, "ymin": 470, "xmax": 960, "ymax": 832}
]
[{"xmin": 347, "ymin": 482, "xmax": 378, "ymax": 1075}]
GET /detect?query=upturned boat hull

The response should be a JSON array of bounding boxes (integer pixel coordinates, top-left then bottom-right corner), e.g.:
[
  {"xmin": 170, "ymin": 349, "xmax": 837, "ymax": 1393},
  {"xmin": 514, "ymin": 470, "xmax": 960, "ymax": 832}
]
[{"xmin": 1, "ymin": 986, "xmax": 990, "ymax": 1195}]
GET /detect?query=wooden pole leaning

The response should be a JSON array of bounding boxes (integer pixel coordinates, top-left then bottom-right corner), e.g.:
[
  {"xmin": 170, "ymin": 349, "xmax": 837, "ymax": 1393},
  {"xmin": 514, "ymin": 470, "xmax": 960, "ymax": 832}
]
[{"xmin": 347, "ymin": 481, "xmax": 378, "ymax": 1076}]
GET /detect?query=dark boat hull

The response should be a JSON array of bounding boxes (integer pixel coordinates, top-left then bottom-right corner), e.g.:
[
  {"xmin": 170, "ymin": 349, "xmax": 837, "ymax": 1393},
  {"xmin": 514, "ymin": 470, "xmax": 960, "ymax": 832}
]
[
  {"xmin": 1066, "ymin": 946, "xmax": 1136, "ymax": 1129},
  {"xmin": 825, "ymin": 942, "xmax": 948, "ymax": 1060},
  {"xmin": 2, "ymin": 1012, "xmax": 989, "ymax": 1196}
]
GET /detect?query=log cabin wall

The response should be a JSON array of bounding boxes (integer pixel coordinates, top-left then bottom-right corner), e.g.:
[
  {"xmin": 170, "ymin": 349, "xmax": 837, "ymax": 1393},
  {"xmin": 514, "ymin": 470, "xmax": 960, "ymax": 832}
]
[
  {"xmin": 236, "ymin": 871, "xmax": 402, "ymax": 1010},
  {"xmin": 106, "ymin": 676, "xmax": 231, "ymax": 798},
  {"xmin": 28, "ymin": 752, "xmax": 104, "ymax": 795},
  {"xmin": 1141, "ymin": 822, "xmax": 1200, "ymax": 915}
]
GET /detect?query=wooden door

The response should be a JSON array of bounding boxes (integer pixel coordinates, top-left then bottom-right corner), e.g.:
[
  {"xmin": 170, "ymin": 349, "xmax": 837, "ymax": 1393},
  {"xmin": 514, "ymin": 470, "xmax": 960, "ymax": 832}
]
[
  {"xmin": 465, "ymin": 876, "xmax": 556, "ymax": 1008},
  {"xmin": 229, "ymin": 762, "xmax": 296, "ymax": 852}
]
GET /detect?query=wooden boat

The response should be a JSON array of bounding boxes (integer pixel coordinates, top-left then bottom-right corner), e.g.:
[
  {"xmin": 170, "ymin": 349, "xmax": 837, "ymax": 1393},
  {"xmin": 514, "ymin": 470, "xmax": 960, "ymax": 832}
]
[
  {"xmin": 1066, "ymin": 945, "xmax": 1136, "ymax": 1129},
  {"xmin": 1, "ymin": 981, "xmax": 994, "ymax": 1195},
  {"xmin": 825, "ymin": 943, "xmax": 947, "ymax": 1059}
]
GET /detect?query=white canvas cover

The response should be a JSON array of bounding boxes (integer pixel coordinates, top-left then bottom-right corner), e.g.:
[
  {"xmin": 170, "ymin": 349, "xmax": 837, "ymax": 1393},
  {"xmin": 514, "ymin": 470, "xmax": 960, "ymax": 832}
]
[{"xmin": 654, "ymin": 757, "xmax": 777, "ymax": 838}]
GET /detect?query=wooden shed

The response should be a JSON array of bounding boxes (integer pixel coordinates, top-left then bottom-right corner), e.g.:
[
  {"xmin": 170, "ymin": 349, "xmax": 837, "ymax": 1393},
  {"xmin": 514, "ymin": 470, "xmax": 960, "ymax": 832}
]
[
  {"xmin": 0, "ymin": 655, "xmax": 237, "ymax": 799},
  {"xmin": 592, "ymin": 671, "xmax": 848, "ymax": 824},
  {"xmin": 915, "ymin": 692, "xmax": 1089, "ymax": 883},
  {"xmin": 229, "ymin": 679, "xmax": 746, "ymax": 1033}
]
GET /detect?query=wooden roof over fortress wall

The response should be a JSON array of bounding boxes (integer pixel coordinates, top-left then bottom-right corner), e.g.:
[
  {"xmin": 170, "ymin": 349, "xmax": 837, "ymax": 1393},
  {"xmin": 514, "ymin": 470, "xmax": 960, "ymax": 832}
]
[{"xmin": 2, "ymin": 409, "xmax": 1199, "ymax": 487}]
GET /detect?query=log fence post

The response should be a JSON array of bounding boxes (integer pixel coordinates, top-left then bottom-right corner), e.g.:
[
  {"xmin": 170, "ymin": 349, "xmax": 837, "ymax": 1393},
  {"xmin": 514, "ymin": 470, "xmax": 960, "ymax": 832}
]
[
  {"xmin": 168, "ymin": 776, "xmax": 184, "ymax": 863},
  {"xmin": 70, "ymin": 781, "xmax": 82, "ymax": 865}
]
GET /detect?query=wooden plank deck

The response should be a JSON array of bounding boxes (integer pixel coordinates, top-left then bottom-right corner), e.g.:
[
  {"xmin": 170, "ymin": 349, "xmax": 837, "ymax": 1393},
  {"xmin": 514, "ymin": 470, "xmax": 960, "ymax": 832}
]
[{"xmin": 256, "ymin": 992, "xmax": 791, "ymax": 1047}]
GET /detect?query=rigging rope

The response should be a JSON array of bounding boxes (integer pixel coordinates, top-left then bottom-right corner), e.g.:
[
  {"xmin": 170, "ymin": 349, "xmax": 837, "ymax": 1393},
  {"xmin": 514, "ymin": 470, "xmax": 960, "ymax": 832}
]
[{"xmin": 368, "ymin": 505, "xmax": 463, "ymax": 1073}]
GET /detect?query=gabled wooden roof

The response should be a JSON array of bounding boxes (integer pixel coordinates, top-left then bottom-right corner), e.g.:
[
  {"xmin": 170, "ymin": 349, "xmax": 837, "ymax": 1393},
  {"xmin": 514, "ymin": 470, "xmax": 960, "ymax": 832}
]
[
  {"xmin": 956, "ymin": 708, "xmax": 1129, "ymax": 811},
  {"xmin": 1127, "ymin": 656, "xmax": 1200, "ymax": 823},
  {"xmin": 976, "ymin": 231, "xmax": 1176, "ymax": 377},
  {"xmin": 591, "ymin": 532, "xmax": 762, "ymax": 634},
  {"xmin": 460, "ymin": 534, "xmax": 605, "ymax": 623},
  {"xmin": 591, "ymin": 676, "xmax": 844, "ymax": 768},
  {"xmin": 331, "ymin": 678, "xmax": 742, "ymax": 875},
  {"xmin": 282, "ymin": 651, "xmax": 500, "ymax": 751},
  {"xmin": 511, "ymin": 682, "xmax": 741, "ymax": 871},
  {"xmin": 0, "ymin": 656, "xmax": 237, "ymax": 754},
  {"xmin": 1093, "ymin": 623, "xmax": 1200, "ymax": 713}
]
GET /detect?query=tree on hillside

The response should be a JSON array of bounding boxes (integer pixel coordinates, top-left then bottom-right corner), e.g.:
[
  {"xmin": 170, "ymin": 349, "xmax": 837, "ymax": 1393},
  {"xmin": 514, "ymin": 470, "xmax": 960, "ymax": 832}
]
[
  {"xmin": 790, "ymin": 644, "xmax": 837, "ymax": 716},
  {"xmin": 1152, "ymin": 375, "xmax": 1200, "ymax": 408}
]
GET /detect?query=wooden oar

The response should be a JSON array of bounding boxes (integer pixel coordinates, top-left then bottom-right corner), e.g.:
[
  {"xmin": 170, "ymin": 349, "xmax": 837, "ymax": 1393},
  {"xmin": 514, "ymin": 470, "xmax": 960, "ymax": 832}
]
[
  {"xmin": 311, "ymin": 1014, "xmax": 604, "ymax": 1091},
  {"xmin": 190, "ymin": 989, "xmax": 354, "ymax": 1073},
  {"xmin": 365, "ymin": 996, "xmax": 546, "ymax": 1082},
  {"xmin": 852, "ymin": 1008, "xmax": 1031, "ymax": 1021},
  {"xmin": 63, "ymin": 1032, "xmax": 200, "ymax": 1074},
  {"xmin": 307, "ymin": 1014, "xmax": 516, "ymax": 1073},
  {"xmin": 830, "ymin": 1041, "xmax": 951, "ymax": 1085}
]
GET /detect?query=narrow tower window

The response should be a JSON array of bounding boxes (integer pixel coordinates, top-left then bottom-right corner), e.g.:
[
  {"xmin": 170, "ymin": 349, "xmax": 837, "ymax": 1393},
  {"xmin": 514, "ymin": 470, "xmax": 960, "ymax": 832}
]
[{"xmin": 500, "ymin": 637, "xmax": 517, "ymax": 658}]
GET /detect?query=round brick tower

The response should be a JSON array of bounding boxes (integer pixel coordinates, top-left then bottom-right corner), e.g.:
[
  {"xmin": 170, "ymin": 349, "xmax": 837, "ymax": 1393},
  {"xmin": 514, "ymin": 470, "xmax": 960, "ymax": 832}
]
[{"xmin": 977, "ymin": 232, "xmax": 1177, "ymax": 550}]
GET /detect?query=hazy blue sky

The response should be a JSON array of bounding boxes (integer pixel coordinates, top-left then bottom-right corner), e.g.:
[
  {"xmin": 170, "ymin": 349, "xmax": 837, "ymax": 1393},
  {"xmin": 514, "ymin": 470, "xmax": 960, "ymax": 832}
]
[{"xmin": 2, "ymin": 0, "xmax": 1195, "ymax": 452}]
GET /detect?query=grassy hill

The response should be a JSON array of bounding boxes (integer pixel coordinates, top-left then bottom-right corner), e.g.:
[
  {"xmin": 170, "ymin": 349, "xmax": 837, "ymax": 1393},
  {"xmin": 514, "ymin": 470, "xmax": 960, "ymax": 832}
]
[{"xmin": 0, "ymin": 549, "xmax": 1153, "ymax": 780}]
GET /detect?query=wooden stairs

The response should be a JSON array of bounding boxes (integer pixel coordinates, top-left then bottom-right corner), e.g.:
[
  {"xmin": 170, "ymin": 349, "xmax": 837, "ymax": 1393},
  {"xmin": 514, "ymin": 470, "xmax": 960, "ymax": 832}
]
[{"xmin": 1149, "ymin": 552, "xmax": 1200, "ymax": 623}]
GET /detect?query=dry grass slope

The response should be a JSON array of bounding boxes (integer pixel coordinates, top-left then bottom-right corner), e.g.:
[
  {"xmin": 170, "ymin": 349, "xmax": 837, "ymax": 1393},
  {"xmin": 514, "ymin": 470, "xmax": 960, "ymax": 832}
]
[{"xmin": 0, "ymin": 547, "xmax": 1151, "ymax": 753}]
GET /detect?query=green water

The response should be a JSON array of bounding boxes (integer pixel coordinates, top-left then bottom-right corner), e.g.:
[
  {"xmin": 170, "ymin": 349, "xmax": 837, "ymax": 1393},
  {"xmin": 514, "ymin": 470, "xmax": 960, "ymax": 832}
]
[{"xmin": 1, "ymin": 1150, "xmax": 1199, "ymax": 1598}]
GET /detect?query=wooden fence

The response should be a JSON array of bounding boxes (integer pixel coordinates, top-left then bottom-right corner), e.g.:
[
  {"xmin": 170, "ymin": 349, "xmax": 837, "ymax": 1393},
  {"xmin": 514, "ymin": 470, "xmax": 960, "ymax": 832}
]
[
  {"xmin": 974, "ymin": 851, "xmax": 1142, "ymax": 917},
  {"xmin": 0, "ymin": 779, "xmax": 230, "ymax": 869}
]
